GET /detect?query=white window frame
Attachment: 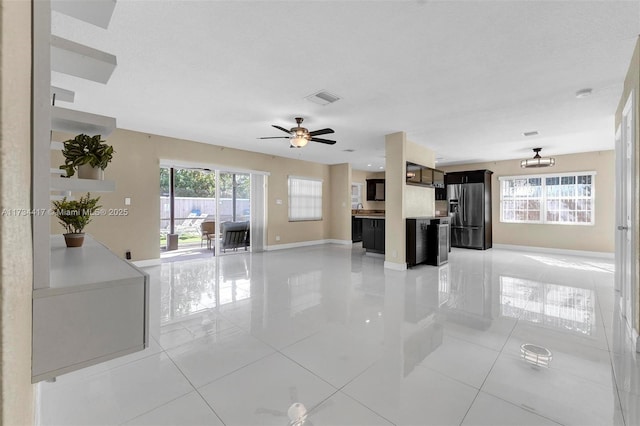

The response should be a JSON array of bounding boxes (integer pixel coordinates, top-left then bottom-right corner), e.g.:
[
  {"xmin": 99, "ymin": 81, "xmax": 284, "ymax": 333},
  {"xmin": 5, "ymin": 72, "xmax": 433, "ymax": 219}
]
[
  {"xmin": 288, "ymin": 176, "xmax": 323, "ymax": 221},
  {"xmin": 351, "ymin": 183, "xmax": 363, "ymax": 209},
  {"xmin": 499, "ymin": 171, "xmax": 596, "ymax": 226}
]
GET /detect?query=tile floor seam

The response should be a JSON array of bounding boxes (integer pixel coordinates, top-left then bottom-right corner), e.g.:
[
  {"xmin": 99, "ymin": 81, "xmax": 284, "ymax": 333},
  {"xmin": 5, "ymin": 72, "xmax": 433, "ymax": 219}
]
[
  {"xmin": 179, "ymin": 348, "xmax": 277, "ymax": 391},
  {"xmin": 595, "ymin": 285, "xmax": 628, "ymax": 426},
  {"xmin": 162, "ymin": 346, "xmax": 229, "ymax": 426},
  {"xmin": 307, "ymin": 388, "xmax": 399, "ymax": 426},
  {"xmin": 476, "ymin": 389, "xmax": 566, "ymax": 426},
  {"xmin": 272, "ymin": 346, "xmax": 347, "ymax": 390},
  {"xmin": 115, "ymin": 390, "xmax": 200, "ymax": 426},
  {"xmin": 460, "ymin": 305, "xmax": 521, "ymax": 425}
]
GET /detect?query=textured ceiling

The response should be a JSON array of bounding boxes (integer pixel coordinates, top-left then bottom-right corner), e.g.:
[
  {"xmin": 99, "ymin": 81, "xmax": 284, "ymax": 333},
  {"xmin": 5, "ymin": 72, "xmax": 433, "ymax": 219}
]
[{"xmin": 51, "ymin": 0, "xmax": 640, "ymax": 170}]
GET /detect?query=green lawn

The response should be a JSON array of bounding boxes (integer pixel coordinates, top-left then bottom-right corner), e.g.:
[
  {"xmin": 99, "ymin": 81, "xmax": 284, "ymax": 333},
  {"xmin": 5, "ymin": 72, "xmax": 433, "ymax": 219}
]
[{"xmin": 160, "ymin": 233, "xmax": 202, "ymax": 246}]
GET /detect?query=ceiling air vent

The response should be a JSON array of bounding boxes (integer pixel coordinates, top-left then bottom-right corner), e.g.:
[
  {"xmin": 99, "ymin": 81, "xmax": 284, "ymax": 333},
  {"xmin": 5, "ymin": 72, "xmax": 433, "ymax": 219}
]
[
  {"xmin": 343, "ymin": 149, "xmax": 355, "ymax": 153},
  {"xmin": 523, "ymin": 131, "xmax": 539, "ymax": 137},
  {"xmin": 305, "ymin": 90, "xmax": 341, "ymax": 106}
]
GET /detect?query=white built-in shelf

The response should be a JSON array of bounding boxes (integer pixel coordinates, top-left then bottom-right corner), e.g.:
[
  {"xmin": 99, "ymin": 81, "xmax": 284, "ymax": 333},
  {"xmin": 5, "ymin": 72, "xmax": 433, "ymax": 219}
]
[
  {"xmin": 32, "ymin": 235, "xmax": 149, "ymax": 382},
  {"xmin": 34, "ymin": 235, "xmax": 145, "ymax": 298},
  {"xmin": 51, "ymin": 176, "xmax": 115, "ymax": 192},
  {"xmin": 51, "ymin": 106, "xmax": 116, "ymax": 137},
  {"xmin": 50, "ymin": 168, "xmax": 65, "ymax": 175},
  {"xmin": 51, "ymin": 0, "xmax": 117, "ymax": 29},
  {"xmin": 50, "ymin": 141, "xmax": 64, "ymax": 150},
  {"xmin": 51, "ymin": 35, "xmax": 117, "ymax": 84},
  {"xmin": 50, "ymin": 194, "xmax": 73, "ymax": 201},
  {"xmin": 51, "ymin": 86, "xmax": 75, "ymax": 103}
]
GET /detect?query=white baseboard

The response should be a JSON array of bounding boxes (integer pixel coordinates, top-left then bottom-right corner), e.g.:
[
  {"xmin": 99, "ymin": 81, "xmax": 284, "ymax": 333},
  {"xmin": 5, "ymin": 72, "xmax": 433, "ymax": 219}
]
[
  {"xmin": 266, "ymin": 239, "xmax": 328, "ymax": 251},
  {"xmin": 384, "ymin": 261, "xmax": 407, "ymax": 271},
  {"xmin": 492, "ymin": 244, "xmax": 614, "ymax": 259},
  {"xmin": 326, "ymin": 239, "xmax": 353, "ymax": 245},
  {"xmin": 132, "ymin": 258, "xmax": 161, "ymax": 267}
]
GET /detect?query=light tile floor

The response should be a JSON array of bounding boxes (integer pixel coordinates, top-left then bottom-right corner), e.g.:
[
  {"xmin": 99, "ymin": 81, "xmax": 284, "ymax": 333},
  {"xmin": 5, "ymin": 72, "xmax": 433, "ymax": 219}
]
[{"xmin": 39, "ymin": 245, "xmax": 640, "ymax": 425}]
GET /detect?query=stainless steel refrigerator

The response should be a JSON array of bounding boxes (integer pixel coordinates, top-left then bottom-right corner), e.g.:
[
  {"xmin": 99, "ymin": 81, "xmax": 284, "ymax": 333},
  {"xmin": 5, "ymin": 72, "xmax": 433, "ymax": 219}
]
[{"xmin": 446, "ymin": 170, "xmax": 492, "ymax": 250}]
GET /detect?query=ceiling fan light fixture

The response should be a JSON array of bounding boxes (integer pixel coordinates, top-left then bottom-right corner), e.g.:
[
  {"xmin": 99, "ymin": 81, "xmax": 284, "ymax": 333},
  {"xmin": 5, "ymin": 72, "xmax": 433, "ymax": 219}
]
[
  {"xmin": 290, "ymin": 135, "xmax": 308, "ymax": 148},
  {"xmin": 521, "ymin": 148, "xmax": 555, "ymax": 168}
]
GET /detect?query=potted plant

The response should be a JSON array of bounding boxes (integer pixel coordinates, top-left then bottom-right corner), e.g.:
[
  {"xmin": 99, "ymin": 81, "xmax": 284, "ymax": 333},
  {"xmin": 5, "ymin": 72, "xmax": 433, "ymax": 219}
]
[
  {"xmin": 51, "ymin": 193, "xmax": 102, "ymax": 247},
  {"xmin": 59, "ymin": 134, "xmax": 115, "ymax": 179}
]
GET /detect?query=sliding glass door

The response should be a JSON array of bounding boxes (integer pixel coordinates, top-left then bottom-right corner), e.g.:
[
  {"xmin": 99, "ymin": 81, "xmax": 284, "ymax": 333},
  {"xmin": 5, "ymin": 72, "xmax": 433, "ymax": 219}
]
[{"xmin": 160, "ymin": 167, "xmax": 255, "ymax": 255}]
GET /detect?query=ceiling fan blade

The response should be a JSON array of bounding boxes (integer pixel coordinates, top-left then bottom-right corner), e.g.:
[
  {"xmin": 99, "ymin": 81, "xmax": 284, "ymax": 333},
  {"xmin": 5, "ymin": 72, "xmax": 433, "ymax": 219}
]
[
  {"xmin": 272, "ymin": 125, "xmax": 292, "ymax": 134},
  {"xmin": 289, "ymin": 145, "xmax": 300, "ymax": 148},
  {"xmin": 308, "ymin": 128, "xmax": 334, "ymax": 137},
  {"xmin": 258, "ymin": 136, "xmax": 290, "ymax": 139},
  {"xmin": 310, "ymin": 137, "xmax": 337, "ymax": 145}
]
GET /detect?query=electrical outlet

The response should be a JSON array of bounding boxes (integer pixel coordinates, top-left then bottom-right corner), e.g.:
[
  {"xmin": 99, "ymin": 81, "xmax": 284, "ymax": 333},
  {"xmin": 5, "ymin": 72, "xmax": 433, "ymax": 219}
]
[
  {"xmin": 392, "ymin": 250, "xmax": 397, "ymax": 258},
  {"xmin": 276, "ymin": 199, "xmax": 283, "ymax": 205},
  {"xmin": 276, "ymin": 235, "xmax": 281, "ymax": 241}
]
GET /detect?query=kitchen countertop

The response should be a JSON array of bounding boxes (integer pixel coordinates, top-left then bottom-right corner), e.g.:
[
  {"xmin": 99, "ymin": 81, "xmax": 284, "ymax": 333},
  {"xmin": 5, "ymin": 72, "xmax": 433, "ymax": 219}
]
[{"xmin": 355, "ymin": 215, "xmax": 385, "ymax": 219}]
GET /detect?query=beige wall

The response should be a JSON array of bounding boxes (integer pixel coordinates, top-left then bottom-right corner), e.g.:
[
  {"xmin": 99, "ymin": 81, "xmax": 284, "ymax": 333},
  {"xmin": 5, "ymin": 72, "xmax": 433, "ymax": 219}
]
[
  {"xmin": 615, "ymin": 37, "xmax": 640, "ymax": 332},
  {"xmin": 329, "ymin": 163, "xmax": 352, "ymax": 241},
  {"xmin": 52, "ymin": 129, "xmax": 336, "ymax": 260},
  {"xmin": 442, "ymin": 150, "xmax": 615, "ymax": 253},
  {"xmin": 385, "ymin": 132, "xmax": 406, "ymax": 265},
  {"xmin": 0, "ymin": 0, "xmax": 35, "ymax": 423}
]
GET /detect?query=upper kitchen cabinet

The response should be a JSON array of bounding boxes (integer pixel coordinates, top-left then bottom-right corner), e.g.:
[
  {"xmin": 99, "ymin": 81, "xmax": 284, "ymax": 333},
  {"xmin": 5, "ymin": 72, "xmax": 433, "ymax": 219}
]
[
  {"xmin": 445, "ymin": 170, "xmax": 487, "ymax": 185},
  {"xmin": 405, "ymin": 162, "xmax": 445, "ymax": 190},
  {"xmin": 366, "ymin": 179, "xmax": 385, "ymax": 201}
]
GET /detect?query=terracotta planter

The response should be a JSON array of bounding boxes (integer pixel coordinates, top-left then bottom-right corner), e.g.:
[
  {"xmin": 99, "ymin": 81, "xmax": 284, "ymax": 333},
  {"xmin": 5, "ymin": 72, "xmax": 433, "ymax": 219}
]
[
  {"xmin": 78, "ymin": 164, "xmax": 103, "ymax": 180},
  {"xmin": 63, "ymin": 233, "xmax": 85, "ymax": 248}
]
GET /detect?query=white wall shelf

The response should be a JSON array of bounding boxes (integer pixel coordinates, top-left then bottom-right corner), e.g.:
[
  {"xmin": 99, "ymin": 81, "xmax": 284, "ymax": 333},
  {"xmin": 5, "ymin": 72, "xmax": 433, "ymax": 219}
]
[
  {"xmin": 51, "ymin": 106, "xmax": 116, "ymax": 137},
  {"xmin": 51, "ymin": 140, "xmax": 64, "ymax": 150},
  {"xmin": 51, "ymin": 85, "xmax": 75, "ymax": 103},
  {"xmin": 32, "ymin": 235, "xmax": 149, "ymax": 382},
  {"xmin": 51, "ymin": 35, "xmax": 117, "ymax": 84},
  {"xmin": 51, "ymin": 0, "xmax": 117, "ymax": 29},
  {"xmin": 51, "ymin": 176, "xmax": 115, "ymax": 192}
]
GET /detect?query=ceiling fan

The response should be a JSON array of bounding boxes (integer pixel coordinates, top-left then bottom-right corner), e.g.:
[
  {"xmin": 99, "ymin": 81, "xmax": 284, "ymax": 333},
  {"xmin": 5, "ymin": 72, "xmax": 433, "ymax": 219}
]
[{"xmin": 258, "ymin": 117, "xmax": 337, "ymax": 148}]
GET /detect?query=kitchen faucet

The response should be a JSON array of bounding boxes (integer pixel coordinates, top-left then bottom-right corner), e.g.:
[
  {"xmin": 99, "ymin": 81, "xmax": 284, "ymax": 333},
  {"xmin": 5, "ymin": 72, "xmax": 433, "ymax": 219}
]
[{"xmin": 356, "ymin": 203, "xmax": 364, "ymax": 210}]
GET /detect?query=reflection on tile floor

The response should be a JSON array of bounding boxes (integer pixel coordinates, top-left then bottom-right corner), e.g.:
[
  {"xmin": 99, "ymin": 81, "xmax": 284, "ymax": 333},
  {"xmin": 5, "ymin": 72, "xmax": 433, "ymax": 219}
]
[{"xmin": 39, "ymin": 245, "xmax": 637, "ymax": 425}]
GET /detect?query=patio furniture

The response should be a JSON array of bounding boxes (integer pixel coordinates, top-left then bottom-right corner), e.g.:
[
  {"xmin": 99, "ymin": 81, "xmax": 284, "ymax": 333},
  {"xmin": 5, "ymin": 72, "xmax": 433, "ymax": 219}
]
[
  {"xmin": 201, "ymin": 221, "xmax": 216, "ymax": 249},
  {"xmin": 220, "ymin": 221, "xmax": 250, "ymax": 253}
]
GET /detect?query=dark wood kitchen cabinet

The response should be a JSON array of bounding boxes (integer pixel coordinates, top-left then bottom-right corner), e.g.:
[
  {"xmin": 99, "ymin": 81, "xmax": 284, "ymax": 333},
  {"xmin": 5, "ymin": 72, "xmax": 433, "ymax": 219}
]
[
  {"xmin": 366, "ymin": 179, "xmax": 385, "ymax": 201},
  {"xmin": 352, "ymin": 216, "xmax": 363, "ymax": 242},
  {"xmin": 362, "ymin": 218, "xmax": 385, "ymax": 253}
]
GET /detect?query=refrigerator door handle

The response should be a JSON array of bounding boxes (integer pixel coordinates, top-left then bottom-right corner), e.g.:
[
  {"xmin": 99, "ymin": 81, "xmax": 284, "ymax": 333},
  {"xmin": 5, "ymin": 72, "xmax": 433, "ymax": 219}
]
[{"xmin": 462, "ymin": 186, "xmax": 466, "ymax": 223}]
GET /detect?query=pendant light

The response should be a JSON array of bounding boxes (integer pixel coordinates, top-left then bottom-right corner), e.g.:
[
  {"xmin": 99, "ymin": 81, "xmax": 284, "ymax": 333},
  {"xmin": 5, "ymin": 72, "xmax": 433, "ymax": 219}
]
[{"xmin": 521, "ymin": 148, "xmax": 555, "ymax": 168}]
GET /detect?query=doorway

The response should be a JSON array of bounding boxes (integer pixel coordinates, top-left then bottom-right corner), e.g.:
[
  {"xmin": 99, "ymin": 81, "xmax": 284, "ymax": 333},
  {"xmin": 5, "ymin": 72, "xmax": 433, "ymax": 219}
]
[
  {"xmin": 615, "ymin": 91, "xmax": 636, "ymax": 338},
  {"xmin": 160, "ymin": 165, "xmax": 264, "ymax": 259}
]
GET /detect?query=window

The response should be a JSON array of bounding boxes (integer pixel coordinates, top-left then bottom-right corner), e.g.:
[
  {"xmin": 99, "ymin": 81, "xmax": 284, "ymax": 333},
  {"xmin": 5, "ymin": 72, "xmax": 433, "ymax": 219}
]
[
  {"xmin": 500, "ymin": 172, "xmax": 595, "ymax": 225},
  {"xmin": 351, "ymin": 183, "xmax": 363, "ymax": 209},
  {"xmin": 288, "ymin": 176, "xmax": 322, "ymax": 221}
]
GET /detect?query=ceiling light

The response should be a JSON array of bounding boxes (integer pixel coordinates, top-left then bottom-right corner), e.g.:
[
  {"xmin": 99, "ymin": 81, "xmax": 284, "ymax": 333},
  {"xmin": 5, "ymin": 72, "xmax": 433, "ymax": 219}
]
[
  {"xmin": 379, "ymin": 166, "xmax": 384, "ymax": 170},
  {"xmin": 575, "ymin": 88, "xmax": 593, "ymax": 98},
  {"xmin": 367, "ymin": 164, "xmax": 372, "ymax": 167},
  {"xmin": 290, "ymin": 135, "xmax": 308, "ymax": 148},
  {"xmin": 521, "ymin": 148, "xmax": 555, "ymax": 168}
]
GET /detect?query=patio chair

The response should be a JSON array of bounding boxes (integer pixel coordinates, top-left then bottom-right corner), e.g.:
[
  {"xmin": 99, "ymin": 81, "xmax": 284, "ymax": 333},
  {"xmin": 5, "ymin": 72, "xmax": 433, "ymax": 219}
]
[
  {"xmin": 201, "ymin": 221, "xmax": 216, "ymax": 249},
  {"xmin": 220, "ymin": 221, "xmax": 250, "ymax": 253}
]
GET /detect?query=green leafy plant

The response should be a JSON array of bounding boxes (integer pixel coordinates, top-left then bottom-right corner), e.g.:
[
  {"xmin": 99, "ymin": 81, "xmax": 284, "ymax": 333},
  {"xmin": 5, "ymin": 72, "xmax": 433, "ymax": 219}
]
[
  {"xmin": 51, "ymin": 193, "xmax": 102, "ymax": 234},
  {"xmin": 59, "ymin": 134, "xmax": 115, "ymax": 177}
]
